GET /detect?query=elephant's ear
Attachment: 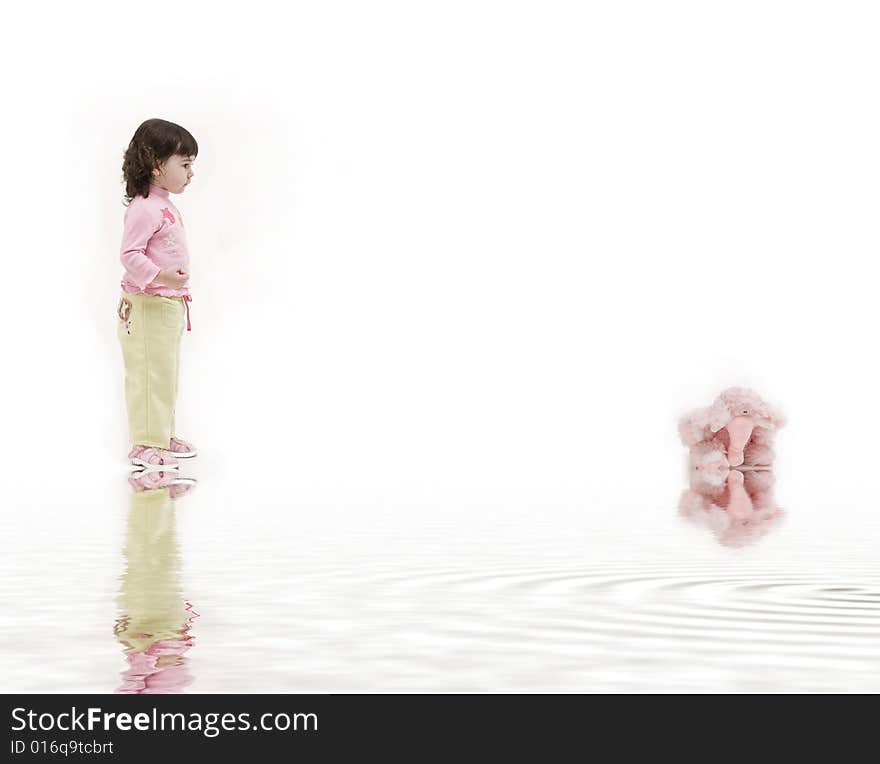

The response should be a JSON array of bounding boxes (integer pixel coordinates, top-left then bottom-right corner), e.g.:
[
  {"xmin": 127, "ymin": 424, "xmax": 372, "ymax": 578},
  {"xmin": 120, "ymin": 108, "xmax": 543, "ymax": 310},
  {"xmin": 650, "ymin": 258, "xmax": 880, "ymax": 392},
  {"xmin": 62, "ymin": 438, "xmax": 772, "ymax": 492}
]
[
  {"xmin": 679, "ymin": 408, "xmax": 709, "ymax": 446},
  {"xmin": 763, "ymin": 405, "xmax": 787, "ymax": 430},
  {"xmin": 707, "ymin": 398, "xmax": 731, "ymax": 432}
]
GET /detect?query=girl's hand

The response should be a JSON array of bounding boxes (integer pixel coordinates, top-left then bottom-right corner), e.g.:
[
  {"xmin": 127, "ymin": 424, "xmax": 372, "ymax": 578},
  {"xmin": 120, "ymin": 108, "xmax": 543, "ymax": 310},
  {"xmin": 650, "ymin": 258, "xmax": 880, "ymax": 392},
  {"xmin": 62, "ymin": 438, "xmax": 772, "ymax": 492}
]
[{"xmin": 153, "ymin": 267, "xmax": 190, "ymax": 289}]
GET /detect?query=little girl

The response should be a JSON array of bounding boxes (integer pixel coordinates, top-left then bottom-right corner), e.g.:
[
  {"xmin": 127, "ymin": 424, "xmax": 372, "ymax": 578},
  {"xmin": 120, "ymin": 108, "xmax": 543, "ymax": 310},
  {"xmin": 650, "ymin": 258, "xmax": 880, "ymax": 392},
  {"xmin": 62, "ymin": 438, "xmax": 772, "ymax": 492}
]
[{"xmin": 118, "ymin": 117, "xmax": 198, "ymax": 469}]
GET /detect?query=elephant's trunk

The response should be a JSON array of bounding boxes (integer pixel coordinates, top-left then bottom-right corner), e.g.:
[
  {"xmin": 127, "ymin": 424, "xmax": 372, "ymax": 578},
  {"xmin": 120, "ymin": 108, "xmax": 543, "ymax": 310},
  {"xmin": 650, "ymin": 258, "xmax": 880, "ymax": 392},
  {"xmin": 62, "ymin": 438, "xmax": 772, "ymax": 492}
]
[{"xmin": 725, "ymin": 415, "xmax": 754, "ymax": 468}]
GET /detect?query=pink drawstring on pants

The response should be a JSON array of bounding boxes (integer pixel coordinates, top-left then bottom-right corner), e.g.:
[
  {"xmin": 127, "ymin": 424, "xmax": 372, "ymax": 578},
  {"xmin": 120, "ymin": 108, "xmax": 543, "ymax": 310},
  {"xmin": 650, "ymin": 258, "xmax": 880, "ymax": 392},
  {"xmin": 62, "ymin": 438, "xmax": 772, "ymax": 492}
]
[{"xmin": 183, "ymin": 295, "xmax": 192, "ymax": 331}]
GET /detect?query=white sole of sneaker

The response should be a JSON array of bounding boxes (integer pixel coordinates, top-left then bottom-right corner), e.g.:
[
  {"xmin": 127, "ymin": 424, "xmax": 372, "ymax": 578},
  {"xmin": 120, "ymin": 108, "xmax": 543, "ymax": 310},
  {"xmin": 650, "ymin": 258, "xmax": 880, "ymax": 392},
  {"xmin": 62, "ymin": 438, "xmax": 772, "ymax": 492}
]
[
  {"xmin": 171, "ymin": 451, "xmax": 198, "ymax": 458},
  {"xmin": 130, "ymin": 459, "xmax": 181, "ymax": 471}
]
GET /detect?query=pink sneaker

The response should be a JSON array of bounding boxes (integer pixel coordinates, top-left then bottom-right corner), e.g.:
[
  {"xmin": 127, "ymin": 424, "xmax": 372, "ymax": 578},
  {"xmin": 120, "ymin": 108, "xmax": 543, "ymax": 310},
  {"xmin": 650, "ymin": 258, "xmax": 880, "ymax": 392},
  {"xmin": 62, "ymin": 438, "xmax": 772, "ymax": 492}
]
[
  {"xmin": 129, "ymin": 444, "xmax": 179, "ymax": 470},
  {"xmin": 129, "ymin": 470, "xmax": 197, "ymax": 497},
  {"xmin": 169, "ymin": 436, "xmax": 198, "ymax": 458}
]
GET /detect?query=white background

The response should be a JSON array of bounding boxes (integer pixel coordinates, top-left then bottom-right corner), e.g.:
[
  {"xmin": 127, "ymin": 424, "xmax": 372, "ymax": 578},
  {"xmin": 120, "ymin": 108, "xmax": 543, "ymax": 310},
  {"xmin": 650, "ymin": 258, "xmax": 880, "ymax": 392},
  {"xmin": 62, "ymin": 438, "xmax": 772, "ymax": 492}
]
[
  {"xmin": 1, "ymin": 0, "xmax": 879, "ymax": 600},
  {"xmin": 0, "ymin": 1, "xmax": 877, "ymax": 513},
  {"xmin": 3, "ymin": 1, "xmax": 877, "ymax": 508}
]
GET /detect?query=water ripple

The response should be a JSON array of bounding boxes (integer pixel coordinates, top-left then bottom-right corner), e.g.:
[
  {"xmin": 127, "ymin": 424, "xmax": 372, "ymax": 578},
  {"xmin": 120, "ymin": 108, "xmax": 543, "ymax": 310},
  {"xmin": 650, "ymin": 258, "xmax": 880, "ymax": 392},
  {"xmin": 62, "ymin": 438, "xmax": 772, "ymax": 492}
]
[{"xmin": 176, "ymin": 555, "xmax": 880, "ymax": 691}]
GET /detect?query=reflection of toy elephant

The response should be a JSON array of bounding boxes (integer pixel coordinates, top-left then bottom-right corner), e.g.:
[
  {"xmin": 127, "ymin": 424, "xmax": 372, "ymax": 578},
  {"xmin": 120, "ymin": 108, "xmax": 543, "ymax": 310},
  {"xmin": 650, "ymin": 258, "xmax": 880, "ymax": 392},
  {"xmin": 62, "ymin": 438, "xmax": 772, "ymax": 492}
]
[
  {"xmin": 679, "ymin": 387, "xmax": 785, "ymax": 468},
  {"xmin": 679, "ymin": 468, "xmax": 784, "ymax": 547}
]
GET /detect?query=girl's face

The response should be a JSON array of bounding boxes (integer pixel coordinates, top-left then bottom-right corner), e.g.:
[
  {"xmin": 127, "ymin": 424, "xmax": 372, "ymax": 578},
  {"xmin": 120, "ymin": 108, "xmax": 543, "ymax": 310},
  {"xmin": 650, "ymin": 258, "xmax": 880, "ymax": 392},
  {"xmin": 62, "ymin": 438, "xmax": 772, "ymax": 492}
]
[{"xmin": 152, "ymin": 154, "xmax": 195, "ymax": 194}]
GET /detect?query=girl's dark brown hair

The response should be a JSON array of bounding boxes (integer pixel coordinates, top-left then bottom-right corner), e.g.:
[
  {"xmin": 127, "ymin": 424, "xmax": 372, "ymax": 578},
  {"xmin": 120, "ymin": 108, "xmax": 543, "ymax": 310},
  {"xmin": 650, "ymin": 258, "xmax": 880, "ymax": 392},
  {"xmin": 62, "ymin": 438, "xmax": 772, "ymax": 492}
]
[{"xmin": 121, "ymin": 118, "xmax": 198, "ymax": 205}]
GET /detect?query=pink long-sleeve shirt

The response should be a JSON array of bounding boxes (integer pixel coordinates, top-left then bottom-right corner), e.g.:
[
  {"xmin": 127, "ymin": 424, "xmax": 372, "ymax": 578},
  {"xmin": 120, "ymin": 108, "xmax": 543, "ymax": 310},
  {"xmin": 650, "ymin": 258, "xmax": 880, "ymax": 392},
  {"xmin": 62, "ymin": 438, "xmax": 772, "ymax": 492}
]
[{"xmin": 120, "ymin": 183, "xmax": 191, "ymax": 297}]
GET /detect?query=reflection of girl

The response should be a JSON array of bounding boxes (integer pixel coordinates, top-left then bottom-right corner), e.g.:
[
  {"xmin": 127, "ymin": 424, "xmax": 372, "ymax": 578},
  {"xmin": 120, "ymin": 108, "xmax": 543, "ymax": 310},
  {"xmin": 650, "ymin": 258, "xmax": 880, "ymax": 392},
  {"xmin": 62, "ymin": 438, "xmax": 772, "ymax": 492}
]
[{"xmin": 115, "ymin": 485, "xmax": 199, "ymax": 693}]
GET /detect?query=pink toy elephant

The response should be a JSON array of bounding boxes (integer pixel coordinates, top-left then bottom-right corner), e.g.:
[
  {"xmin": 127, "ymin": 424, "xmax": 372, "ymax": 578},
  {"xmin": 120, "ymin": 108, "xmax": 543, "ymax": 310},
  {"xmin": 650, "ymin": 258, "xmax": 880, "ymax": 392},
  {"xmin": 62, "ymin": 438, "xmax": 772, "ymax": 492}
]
[
  {"xmin": 679, "ymin": 387, "xmax": 785, "ymax": 470},
  {"xmin": 678, "ymin": 387, "xmax": 785, "ymax": 545}
]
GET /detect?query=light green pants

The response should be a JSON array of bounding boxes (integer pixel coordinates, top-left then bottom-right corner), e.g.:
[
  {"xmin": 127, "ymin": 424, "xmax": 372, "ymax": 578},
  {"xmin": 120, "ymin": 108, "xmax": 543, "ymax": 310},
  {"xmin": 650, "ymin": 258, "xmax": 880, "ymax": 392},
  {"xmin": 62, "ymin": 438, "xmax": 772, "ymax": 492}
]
[{"xmin": 117, "ymin": 292, "xmax": 185, "ymax": 448}]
